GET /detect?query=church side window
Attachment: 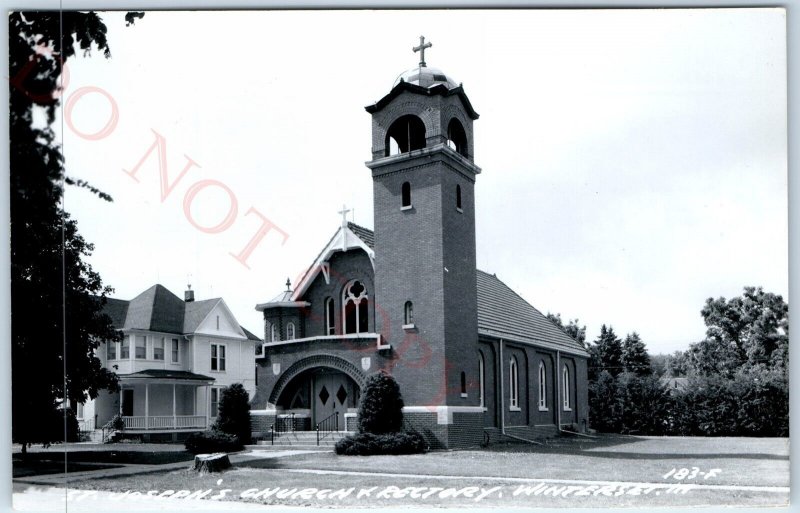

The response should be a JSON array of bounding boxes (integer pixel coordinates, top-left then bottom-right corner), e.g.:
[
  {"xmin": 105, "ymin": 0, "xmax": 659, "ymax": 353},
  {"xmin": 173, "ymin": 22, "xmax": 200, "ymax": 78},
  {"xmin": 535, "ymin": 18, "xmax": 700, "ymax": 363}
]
[
  {"xmin": 404, "ymin": 301, "xmax": 414, "ymax": 326},
  {"xmin": 325, "ymin": 297, "xmax": 335, "ymax": 335},
  {"xmin": 563, "ymin": 365, "xmax": 571, "ymax": 411},
  {"xmin": 343, "ymin": 280, "xmax": 369, "ymax": 334},
  {"xmin": 401, "ymin": 182, "xmax": 412, "ymax": 209},
  {"xmin": 456, "ymin": 184, "xmax": 462, "ymax": 210},
  {"xmin": 509, "ymin": 357, "xmax": 519, "ymax": 410},
  {"xmin": 538, "ymin": 361, "xmax": 548, "ymax": 411},
  {"xmin": 478, "ymin": 353, "xmax": 485, "ymax": 407},
  {"xmin": 286, "ymin": 322, "xmax": 296, "ymax": 340},
  {"xmin": 460, "ymin": 371, "xmax": 467, "ymax": 397}
]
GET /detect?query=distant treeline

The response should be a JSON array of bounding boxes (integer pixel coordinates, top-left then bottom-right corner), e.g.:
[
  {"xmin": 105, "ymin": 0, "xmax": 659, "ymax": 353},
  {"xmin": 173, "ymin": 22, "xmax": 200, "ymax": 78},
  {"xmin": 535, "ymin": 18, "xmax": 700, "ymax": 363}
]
[{"xmin": 549, "ymin": 286, "xmax": 788, "ymax": 437}]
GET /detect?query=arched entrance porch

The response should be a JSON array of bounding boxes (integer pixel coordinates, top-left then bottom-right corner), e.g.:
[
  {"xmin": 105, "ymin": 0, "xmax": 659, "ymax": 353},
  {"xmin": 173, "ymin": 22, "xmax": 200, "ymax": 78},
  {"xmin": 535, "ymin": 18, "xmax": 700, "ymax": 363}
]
[{"xmin": 269, "ymin": 355, "xmax": 366, "ymax": 430}]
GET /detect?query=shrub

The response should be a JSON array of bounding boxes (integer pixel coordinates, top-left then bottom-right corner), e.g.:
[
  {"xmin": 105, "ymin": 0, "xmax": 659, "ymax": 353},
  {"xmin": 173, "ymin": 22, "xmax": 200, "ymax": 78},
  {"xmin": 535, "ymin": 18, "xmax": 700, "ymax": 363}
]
[
  {"xmin": 357, "ymin": 372, "xmax": 404, "ymax": 435},
  {"xmin": 334, "ymin": 431, "xmax": 426, "ymax": 456},
  {"xmin": 184, "ymin": 429, "xmax": 243, "ymax": 454},
  {"xmin": 213, "ymin": 383, "xmax": 251, "ymax": 444}
]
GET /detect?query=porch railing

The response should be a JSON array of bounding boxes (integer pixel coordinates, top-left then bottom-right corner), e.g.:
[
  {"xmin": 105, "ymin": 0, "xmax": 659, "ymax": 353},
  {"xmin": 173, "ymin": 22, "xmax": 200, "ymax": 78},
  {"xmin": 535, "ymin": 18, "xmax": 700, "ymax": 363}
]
[
  {"xmin": 316, "ymin": 410, "xmax": 338, "ymax": 445},
  {"xmin": 269, "ymin": 413, "xmax": 296, "ymax": 445},
  {"xmin": 122, "ymin": 415, "xmax": 207, "ymax": 430}
]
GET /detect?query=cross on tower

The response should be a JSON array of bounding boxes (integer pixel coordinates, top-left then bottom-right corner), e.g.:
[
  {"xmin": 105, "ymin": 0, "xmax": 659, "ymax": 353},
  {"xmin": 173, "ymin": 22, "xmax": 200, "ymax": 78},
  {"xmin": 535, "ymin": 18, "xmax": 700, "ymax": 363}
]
[
  {"xmin": 413, "ymin": 36, "xmax": 432, "ymax": 67},
  {"xmin": 337, "ymin": 204, "xmax": 351, "ymax": 228}
]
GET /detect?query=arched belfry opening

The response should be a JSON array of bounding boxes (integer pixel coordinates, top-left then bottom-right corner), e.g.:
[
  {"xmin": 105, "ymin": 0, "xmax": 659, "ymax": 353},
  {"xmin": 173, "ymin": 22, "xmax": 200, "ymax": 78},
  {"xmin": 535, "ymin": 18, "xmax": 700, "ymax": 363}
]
[
  {"xmin": 447, "ymin": 118, "xmax": 469, "ymax": 157},
  {"xmin": 385, "ymin": 115, "xmax": 426, "ymax": 156}
]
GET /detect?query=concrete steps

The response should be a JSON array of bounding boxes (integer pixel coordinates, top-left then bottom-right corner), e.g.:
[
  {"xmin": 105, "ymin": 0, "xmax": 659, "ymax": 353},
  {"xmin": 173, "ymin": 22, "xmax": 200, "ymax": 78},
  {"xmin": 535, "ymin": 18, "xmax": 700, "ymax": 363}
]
[{"xmin": 258, "ymin": 430, "xmax": 352, "ymax": 447}]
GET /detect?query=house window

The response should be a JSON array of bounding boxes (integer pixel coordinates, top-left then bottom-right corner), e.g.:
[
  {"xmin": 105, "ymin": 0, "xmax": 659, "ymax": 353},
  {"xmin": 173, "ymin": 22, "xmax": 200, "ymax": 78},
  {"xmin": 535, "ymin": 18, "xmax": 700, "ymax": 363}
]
[
  {"xmin": 135, "ymin": 336, "xmax": 146, "ymax": 359},
  {"xmin": 403, "ymin": 301, "xmax": 414, "ymax": 326},
  {"xmin": 153, "ymin": 338, "xmax": 165, "ymax": 360},
  {"xmin": 343, "ymin": 280, "xmax": 369, "ymax": 334},
  {"xmin": 171, "ymin": 338, "xmax": 179, "ymax": 363},
  {"xmin": 325, "ymin": 297, "xmax": 335, "ymax": 335},
  {"xmin": 538, "ymin": 361, "xmax": 548, "ymax": 411},
  {"xmin": 509, "ymin": 357, "xmax": 519, "ymax": 409},
  {"xmin": 286, "ymin": 322, "xmax": 296, "ymax": 340},
  {"xmin": 210, "ymin": 388, "xmax": 219, "ymax": 417},
  {"xmin": 563, "ymin": 365, "xmax": 571, "ymax": 411},
  {"xmin": 460, "ymin": 371, "xmax": 467, "ymax": 397},
  {"xmin": 456, "ymin": 184, "xmax": 462, "ymax": 210},
  {"xmin": 401, "ymin": 182, "xmax": 411, "ymax": 208},
  {"xmin": 479, "ymin": 353, "xmax": 485, "ymax": 407},
  {"xmin": 107, "ymin": 340, "xmax": 116, "ymax": 360},
  {"xmin": 211, "ymin": 344, "xmax": 226, "ymax": 371},
  {"xmin": 120, "ymin": 337, "xmax": 130, "ymax": 359}
]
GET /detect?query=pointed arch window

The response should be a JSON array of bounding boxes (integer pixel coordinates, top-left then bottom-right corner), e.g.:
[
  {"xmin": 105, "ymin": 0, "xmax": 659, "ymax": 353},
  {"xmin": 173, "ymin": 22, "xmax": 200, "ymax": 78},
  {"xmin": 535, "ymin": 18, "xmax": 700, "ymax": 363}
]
[
  {"xmin": 265, "ymin": 321, "xmax": 277, "ymax": 342},
  {"xmin": 343, "ymin": 280, "xmax": 369, "ymax": 334},
  {"xmin": 286, "ymin": 322, "xmax": 296, "ymax": 340},
  {"xmin": 509, "ymin": 356, "xmax": 520, "ymax": 410},
  {"xmin": 563, "ymin": 365, "xmax": 572, "ymax": 411},
  {"xmin": 479, "ymin": 353, "xmax": 485, "ymax": 407},
  {"xmin": 325, "ymin": 297, "xmax": 335, "ymax": 335},
  {"xmin": 401, "ymin": 182, "xmax": 412, "ymax": 209},
  {"xmin": 538, "ymin": 361, "xmax": 548, "ymax": 411}
]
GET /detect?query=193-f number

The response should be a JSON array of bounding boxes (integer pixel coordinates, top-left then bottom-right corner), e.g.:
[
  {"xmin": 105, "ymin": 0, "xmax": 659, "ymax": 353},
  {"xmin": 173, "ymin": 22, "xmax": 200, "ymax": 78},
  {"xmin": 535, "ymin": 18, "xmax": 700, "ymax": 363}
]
[{"xmin": 663, "ymin": 467, "xmax": 721, "ymax": 480}]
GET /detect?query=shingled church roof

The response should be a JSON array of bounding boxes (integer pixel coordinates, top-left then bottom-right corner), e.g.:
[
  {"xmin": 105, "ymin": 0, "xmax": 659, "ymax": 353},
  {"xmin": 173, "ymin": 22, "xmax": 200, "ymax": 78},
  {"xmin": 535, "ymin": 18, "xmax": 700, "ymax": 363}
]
[{"xmin": 334, "ymin": 224, "xmax": 588, "ymax": 355}]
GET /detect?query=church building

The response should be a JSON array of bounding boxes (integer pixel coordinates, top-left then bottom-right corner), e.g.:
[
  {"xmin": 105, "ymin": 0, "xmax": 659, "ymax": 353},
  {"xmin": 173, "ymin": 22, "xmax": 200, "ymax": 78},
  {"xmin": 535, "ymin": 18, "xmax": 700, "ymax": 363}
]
[{"xmin": 251, "ymin": 38, "xmax": 589, "ymax": 449}]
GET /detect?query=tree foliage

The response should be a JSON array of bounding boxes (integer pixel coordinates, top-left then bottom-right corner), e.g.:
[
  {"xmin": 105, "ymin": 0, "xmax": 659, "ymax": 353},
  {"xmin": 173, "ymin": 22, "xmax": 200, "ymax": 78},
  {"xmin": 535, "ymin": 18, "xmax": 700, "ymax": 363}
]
[
  {"xmin": 587, "ymin": 287, "xmax": 788, "ymax": 437},
  {"xmin": 589, "ymin": 324, "xmax": 623, "ymax": 380},
  {"xmin": 546, "ymin": 313, "xmax": 587, "ymax": 346},
  {"xmin": 214, "ymin": 383, "xmax": 252, "ymax": 444},
  {"xmin": 10, "ymin": 11, "xmax": 122, "ymax": 452},
  {"xmin": 622, "ymin": 332, "xmax": 651, "ymax": 376},
  {"xmin": 357, "ymin": 372, "xmax": 405, "ymax": 434}
]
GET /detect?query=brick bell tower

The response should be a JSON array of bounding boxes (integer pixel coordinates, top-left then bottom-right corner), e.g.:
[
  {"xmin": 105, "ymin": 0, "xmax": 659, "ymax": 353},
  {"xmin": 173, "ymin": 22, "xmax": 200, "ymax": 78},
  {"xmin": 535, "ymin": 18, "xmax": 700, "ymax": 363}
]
[{"xmin": 365, "ymin": 37, "xmax": 483, "ymax": 444}]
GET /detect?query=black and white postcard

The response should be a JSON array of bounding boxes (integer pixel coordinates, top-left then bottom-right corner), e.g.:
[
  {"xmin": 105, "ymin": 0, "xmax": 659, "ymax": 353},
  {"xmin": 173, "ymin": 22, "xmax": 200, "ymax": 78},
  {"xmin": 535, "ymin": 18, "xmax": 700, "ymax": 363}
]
[{"xmin": 8, "ymin": 7, "xmax": 790, "ymax": 510}]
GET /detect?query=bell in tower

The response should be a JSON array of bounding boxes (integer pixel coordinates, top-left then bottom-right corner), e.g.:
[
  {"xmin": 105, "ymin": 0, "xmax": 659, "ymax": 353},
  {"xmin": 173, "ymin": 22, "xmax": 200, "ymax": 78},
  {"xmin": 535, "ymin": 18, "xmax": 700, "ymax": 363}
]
[{"xmin": 364, "ymin": 37, "xmax": 482, "ymax": 410}]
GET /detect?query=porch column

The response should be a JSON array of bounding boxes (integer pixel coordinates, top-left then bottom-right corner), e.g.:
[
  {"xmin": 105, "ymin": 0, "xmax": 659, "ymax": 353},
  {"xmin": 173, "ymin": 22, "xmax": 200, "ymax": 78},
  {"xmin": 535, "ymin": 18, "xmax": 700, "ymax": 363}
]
[
  {"xmin": 172, "ymin": 383, "xmax": 177, "ymax": 429},
  {"xmin": 145, "ymin": 383, "xmax": 150, "ymax": 429},
  {"xmin": 205, "ymin": 385, "xmax": 211, "ymax": 429}
]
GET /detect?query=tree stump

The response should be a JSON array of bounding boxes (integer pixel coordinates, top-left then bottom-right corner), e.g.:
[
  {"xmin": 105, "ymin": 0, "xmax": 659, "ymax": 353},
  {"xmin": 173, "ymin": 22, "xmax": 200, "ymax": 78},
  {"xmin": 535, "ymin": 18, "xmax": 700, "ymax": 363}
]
[{"xmin": 193, "ymin": 453, "xmax": 231, "ymax": 473}]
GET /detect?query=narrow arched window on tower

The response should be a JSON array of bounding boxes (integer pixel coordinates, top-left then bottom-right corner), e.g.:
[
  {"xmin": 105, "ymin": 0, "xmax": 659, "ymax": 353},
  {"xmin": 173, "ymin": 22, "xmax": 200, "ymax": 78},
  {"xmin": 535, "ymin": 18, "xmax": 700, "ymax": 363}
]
[
  {"xmin": 456, "ymin": 184, "xmax": 462, "ymax": 210},
  {"xmin": 286, "ymin": 322, "xmax": 296, "ymax": 340},
  {"xmin": 404, "ymin": 301, "xmax": 414, "ymax": 326},
  {"xmin": 401, "ymin": 182, "xmax": 412, "ymax": 209},
  {"xmin": 460, "ymin": 371, "xmax": 467, "ymax": 397},
  {"xmin": 447, "ymin": 118, "xmax": 469, "ymax": 157}
]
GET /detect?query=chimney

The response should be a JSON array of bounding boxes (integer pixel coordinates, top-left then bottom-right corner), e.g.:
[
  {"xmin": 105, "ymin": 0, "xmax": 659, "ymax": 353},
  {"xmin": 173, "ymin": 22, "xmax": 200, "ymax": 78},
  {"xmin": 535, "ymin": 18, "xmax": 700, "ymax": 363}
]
[{"xmin": 185, "ymin": 284, "xmax": 195, "ymax": 302}]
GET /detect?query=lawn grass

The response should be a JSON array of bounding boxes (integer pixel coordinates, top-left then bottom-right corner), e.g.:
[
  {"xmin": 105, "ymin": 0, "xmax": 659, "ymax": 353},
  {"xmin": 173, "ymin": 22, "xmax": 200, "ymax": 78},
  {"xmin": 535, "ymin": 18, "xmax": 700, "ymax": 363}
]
[{"xmin": 49, "ymin": 435, "xmax": 788, "ymax": 508}]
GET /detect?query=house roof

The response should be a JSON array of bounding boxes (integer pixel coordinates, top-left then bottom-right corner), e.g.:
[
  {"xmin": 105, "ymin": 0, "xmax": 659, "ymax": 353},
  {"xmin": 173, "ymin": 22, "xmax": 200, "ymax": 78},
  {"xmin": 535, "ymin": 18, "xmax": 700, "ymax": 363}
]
[
  {"xmin": 120, "ymin": 369, "xmax": 214, "ymax": 381},
  {"xmin": 476, "ymin": 270, "xmax": 588, "ymax": 355},
  {"xmin": 241, "ymin": 326, "xmax": 261, "ymax": 341},
  {"xmin": 103, "ymin": 285, "xmax": 260, "ymax": 341}
]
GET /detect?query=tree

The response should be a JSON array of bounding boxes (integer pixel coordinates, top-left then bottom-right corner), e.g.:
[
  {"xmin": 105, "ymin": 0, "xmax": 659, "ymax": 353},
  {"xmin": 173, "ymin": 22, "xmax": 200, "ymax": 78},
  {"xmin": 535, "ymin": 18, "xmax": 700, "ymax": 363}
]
[
  {"xmin": 686, "ymin": 287, "xmax": 788, "ymax": 378},
  {"xmin": 9, "ymin": 11, "xmax": 140, "ymax": 453},
  {"xmin": 546, "ymin": 312, "xmax": 587, "ymax": 346},
  {"xmin": 357, "ymin": 372, "xmax": 405, "ymax": 434},
  {"xmin": 591, "ymin": 324, "xmax": 623, "ymax": 378},
  {"xmin": 622, "ymin": 332, "xmax": 651, "ymax": 376},
  {"xmin": 214, "ymin": 384, "xmax": 252, "ymax": 444}
]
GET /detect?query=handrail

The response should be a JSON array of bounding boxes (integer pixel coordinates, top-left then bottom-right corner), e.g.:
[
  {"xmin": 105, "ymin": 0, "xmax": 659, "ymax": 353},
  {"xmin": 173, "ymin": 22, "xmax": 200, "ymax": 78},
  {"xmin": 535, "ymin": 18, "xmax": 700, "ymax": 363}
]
[{"xmin": 315, "ymin": 410, "xmax": 338, "ymax": 446}]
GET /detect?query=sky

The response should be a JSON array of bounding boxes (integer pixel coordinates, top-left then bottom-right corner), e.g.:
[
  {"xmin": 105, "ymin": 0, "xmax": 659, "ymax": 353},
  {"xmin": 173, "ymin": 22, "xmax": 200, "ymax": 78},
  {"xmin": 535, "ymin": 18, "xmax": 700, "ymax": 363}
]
[{"xmin": 53, "ymin": 9, "xmax": 788, "ymax": 354}]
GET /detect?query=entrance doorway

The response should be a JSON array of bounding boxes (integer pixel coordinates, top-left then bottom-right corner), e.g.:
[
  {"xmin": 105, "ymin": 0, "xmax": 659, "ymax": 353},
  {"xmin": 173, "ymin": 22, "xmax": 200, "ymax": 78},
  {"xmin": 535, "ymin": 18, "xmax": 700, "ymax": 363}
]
[{"xmin": 313, "ymin": 370, "xmax": 354, "ymax": 430}]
